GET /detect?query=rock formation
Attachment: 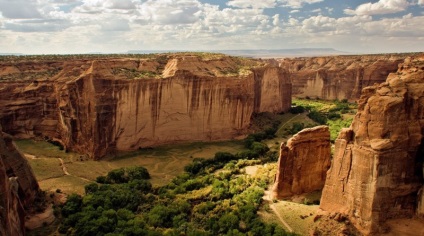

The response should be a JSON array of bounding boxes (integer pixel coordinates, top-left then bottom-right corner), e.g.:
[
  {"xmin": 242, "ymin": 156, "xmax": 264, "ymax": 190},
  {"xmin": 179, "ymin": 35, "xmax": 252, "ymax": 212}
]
[
  {"xmin": 0, "ymin": 125, "xmax": 41, "ymax": 236},
  {"xmin": 320, "ymin": 54, "xmax": 424, "ymax": 235},
  {"xmin": 279, "ymin": 54, "xmax": 411, "ymax": 101},
  {"xmin": 0, "ymin": 54, "xmax": 291, "ymax": 159},
  {"xmin": 272, "ymin": 125, "xmax": 331, "ymax": 199}
]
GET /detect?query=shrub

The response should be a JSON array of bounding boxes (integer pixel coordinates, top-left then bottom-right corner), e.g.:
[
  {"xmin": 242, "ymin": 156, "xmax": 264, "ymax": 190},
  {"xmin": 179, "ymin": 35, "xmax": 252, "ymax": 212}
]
[
  {"xmin": 289, "ymin": 106, "xmax": 305, "ymax": 114},
  {"xmin": 84, "ymin": 183, "xmax": 99, "ymax": 194},
  {"xmin": 289, "ymin": 122, "xmax": 304, "ymax": 134},
  {"xmin": 328, "ymin": 112, "xmax": 341, "ymax": 120},
  {"xmin": 127, "ymin": 166, "xmax": 150, "ymax": 180},
  {"xmin": 107, "ymin": 168, "xmax": 127, "ymax": 184},
  {"xmin": 307, "ymin": 111, "xmax": 327, "ymax": 124}
]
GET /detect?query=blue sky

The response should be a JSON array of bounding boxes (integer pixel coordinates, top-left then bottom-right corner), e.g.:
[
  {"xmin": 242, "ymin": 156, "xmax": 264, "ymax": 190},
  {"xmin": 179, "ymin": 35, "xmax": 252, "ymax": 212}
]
[{"xmin": 0, "ymin": 0, "xmax": 423, "ymax": 54}]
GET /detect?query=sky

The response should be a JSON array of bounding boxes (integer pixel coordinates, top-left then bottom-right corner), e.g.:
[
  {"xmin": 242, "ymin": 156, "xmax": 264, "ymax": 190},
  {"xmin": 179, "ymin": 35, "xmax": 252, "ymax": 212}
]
[{"xmin": 0, "ymin": 0, "xmax": 423, "ymax": 54}]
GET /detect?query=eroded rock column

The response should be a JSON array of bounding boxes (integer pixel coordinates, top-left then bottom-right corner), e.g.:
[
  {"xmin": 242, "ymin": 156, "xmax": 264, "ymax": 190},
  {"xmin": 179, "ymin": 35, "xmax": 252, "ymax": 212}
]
[
  {"xmin": 320, "ymin": 55, "xmax": 424, "ymax": 235},
  {"xmin": 272, "ymin": 125, "xmax": 331, "ymax": 199}
]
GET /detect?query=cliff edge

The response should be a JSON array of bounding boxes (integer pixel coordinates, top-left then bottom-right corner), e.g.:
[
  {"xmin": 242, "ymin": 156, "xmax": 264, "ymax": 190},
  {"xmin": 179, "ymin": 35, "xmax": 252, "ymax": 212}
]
[
  {"xmin": 0, "ymin": 126, "xmax": 41, "ymax": 236},
  {"xmin": 0, "ymin": 54, "xmax": 292, "ymax": 159},
  {"xmin": 319, "ymin": 54, "xmax": 424, "ymax": 235},
  {"xmin": 280, "ymin": 54, "xmax": 410, "ymax": 101}
]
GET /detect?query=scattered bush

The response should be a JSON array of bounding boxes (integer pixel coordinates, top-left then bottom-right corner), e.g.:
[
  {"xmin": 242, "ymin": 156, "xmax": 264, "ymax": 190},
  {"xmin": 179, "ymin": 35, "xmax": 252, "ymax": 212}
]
[
  {"xmin": 289, "ymin": 106, "xmax": 305, "ymax": 114},
  {"xmin": 307, "ymin": 110, "xmax": 327, "ymax": 125}
]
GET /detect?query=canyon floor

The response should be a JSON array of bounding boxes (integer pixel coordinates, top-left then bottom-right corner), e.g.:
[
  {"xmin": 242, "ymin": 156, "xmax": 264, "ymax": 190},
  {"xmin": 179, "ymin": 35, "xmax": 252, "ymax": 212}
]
[
  {"xmin": 18, "ymin": 139, "xmax": 246, "ymax": 195},
  {"xmin": 20, "ymin": 98, "xmax": 358, "ymax": 235}
]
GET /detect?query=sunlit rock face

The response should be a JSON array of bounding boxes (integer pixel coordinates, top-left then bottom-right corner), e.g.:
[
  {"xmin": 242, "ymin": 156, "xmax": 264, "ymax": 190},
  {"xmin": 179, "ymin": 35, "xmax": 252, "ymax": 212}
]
[
  {"xmin": 279, "ymin": 54, "xmax": 408, "ymax": 101},
  {"xmin": 0, "ymin": 55, "xmax": 292, "ymax": 159},
  {"xmin": 0, "ymin": 126, "xmax": 40, "ymax": 236},
  {"xmin": 272, "ymin": 125, "xmax": 331, "ymax": 199},
  {"xmin": 320, "ymin": 54, "xmax": 424, "ymax": 235}
]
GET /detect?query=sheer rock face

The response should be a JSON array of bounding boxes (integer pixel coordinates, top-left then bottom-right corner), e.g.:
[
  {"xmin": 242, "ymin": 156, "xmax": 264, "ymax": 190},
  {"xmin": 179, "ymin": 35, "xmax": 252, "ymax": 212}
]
[
  {"xmin": 0, "ymin": 55, "xmax": 292, "ymax": 159},
  {"xmin": 272, "ymin": 125, "xmax": 331, "ymax": 199},
  {"xmin": 320, "ymin": 55, "xmax": 424, "ymax": 235},
  {"xmin": 280, "ymin": 54, "xmax": 406, "ymax": 101},
  {"xmin": 0, "ymin": 126, "xmax": 40, "ymax": 236}
]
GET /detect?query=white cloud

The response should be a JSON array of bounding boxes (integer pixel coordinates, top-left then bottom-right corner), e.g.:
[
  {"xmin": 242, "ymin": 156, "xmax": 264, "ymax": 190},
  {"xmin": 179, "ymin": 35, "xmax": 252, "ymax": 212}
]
[
  {"xmin": 73, "ymin": 0, "xmax": 137, "ymax": 14},
  {"xmin": 0, "ymin": 0, "xmax": 42, "ymax": 19},
  {"xmin": 100, "ymin": 18, "xmax": 130, "ymax": 31},
  {"xmin": 302, "ymin": 15, "xmax": 337, "ymax": 33},
  {"xmin": 278, "ymin": 0, "xmax": 324, "ymax": 9},
  {"xmin": 135, "ymin": 0, "xmax": 201, "ymax": 25},
  {"xmin": 0, "ymin": 0, "xmax": 423, "ymax": 54},
  {"xmin": 345, "ymin": 0, "xmax": 410, "ymax": 16},
  {"xmin": 227, "ymin": 0, "xmax": 276, "ymax": 9},
  {"xmin": 311, "ymin": 8, "xmax": 321, "ymax": 13},
  {"xmin": 3, "ymin": 18, "xmax": 71, "ymax": 32},
  {"xmin": 272, "ymin": 14, "xmax": 280, "ymax": 26}
]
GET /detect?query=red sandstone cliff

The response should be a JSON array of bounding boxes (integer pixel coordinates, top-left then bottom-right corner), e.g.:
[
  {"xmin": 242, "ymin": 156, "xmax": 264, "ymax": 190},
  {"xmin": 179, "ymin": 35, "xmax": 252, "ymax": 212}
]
[
  {"xmin": 0, "ymin": 126, "xmax": 40, "ymax": 236},
  {"xmin": 319, "ymin": 54, "xmax": 424, "ymax": 235},
  {"xmin": 280, "ymin": 54, "xmax": 409, "ymax": 101},
  {"xmin": 272, "ymin": 125, "xmax": 331, "ymax": 199},
  {"xmin": 0, "ymin": 54, "xmax": 291, "ymax": 159}
]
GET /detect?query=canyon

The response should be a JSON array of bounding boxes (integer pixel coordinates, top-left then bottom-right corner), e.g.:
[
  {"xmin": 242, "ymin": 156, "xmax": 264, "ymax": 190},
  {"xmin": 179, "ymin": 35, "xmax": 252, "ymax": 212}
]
[
  {"xmin": 0, "ymin": 53, "xmax": 418, "ymax": 159},
  {"xmin": 1, "ymin": 52, "xmax": 424, "ymax": 235},
  {"xmin": 319, "ymin": 54, "xmax": 424, "ymax": 234},
  {"xmin": 279, "ymin": 54, "xmax": 410, "ymax": 101},
  {"xmin": 0, "ymin": 54, "xmax": 292, "ymax": 159}
]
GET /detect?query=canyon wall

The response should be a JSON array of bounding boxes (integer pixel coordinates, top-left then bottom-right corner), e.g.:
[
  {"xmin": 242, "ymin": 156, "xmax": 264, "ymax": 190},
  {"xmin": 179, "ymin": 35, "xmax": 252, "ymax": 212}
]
[
  {"xmin": 280, "ymin": 54, "xmax": 408, "ymax": 101},
  {"xmin": 0, "ymin": 55, "xmax": 291, "ymax": 159},
  {"xmin": 319, "ymin": 55, "xmax": 424, "ymax": 235},
  {"xmin": 0, "ymin": 126, "xmax": 41, "ymax": 236},
  {"xmin": 272, "ymin": 126, "xmax": 331, "ymax": 199}
]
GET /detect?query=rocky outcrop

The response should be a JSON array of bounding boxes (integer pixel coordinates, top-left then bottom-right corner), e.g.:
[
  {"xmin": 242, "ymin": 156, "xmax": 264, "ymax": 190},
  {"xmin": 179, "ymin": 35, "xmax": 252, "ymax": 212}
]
[
  {"xmin": 0, "ymin": 126, "xmax": 41, "ymax": 236},
  {"xmin": 272, "ymin": 125, "xmax": 331, "ymax": 199},
  {"xmin": 320, "ymin": 54, "xmax": 424, "ymax": 235},
  {"xmin": 0, "ymin": 54, "xmax": 292, "ymax": 159},
  {"xmin": 280, "ymin": 54, "xmax": 411, "ymax": 101}
]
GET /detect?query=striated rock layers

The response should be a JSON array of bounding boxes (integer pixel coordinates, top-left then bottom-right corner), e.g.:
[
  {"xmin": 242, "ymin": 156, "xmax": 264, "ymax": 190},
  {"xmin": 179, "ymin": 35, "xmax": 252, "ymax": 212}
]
[
  {"xmin": 0, "ymin": 126, "xmax": 40, "ymax": 236},
  {"xmin": 320, "ymin": 55, "xmax": 424, "ymax": 235},
  {"xmin": 272, "ymin": 125, "xmax": 331, "ymax": 199},
  {"xmin": 0, "ymin": 54, "xmax": 291, "ymax": 159},
  {"xmin": 279, "ymin": 54, "xmax": 411, "ymax": 101}
]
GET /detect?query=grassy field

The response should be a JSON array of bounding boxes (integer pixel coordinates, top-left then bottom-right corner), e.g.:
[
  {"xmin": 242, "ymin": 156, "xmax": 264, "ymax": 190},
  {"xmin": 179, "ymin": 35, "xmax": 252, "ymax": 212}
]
[
  {"xmin": 16, "ymin": 139, "xmax": 246, "ymax": 194},
  {"xmin": 259, "ymin": 200, "xmax": 320, "ymax": 235}
]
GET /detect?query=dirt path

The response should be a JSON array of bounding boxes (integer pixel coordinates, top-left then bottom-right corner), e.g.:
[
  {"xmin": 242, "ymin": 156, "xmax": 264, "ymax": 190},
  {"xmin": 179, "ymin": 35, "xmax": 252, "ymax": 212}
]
[
  {"xmin": 263, "ymin": 189, "xmax": 294, "ymax": 233},
  {"xmin": 58, "ymin": 158, "xmax": 70, "ymax": 175},
  {"xmin": 270, "ymin": 204, "xmax": 294, "ymax": 233}
]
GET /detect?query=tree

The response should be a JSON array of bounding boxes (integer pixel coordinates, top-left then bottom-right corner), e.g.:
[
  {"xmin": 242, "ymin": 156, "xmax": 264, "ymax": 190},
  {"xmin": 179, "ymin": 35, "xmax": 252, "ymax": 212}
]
[{"xmin": 127, "ymin": 166, "xmax": 150, "ymax": 180}]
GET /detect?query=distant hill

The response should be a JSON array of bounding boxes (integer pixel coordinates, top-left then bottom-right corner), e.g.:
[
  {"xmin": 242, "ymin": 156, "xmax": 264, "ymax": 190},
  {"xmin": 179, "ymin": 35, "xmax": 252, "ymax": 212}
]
[{"xmin": 127, "ymin": 48, "xmax": 349, "ymax": 58}]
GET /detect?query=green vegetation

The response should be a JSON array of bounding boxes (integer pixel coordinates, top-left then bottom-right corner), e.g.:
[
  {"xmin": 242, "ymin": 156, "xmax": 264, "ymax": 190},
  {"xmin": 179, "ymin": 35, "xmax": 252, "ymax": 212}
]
[
  {"xmin": 111, "ymin": 68, "xmax": 161, "ymax": 79},
  {"xmin": 283, "ymin": 98, "xmax": 357, "ymax": 142},
  {"xmin": 20, "ymin": 98, "xmax": 359, "ymax": 235},
  {"xmin": 17, "ymin": 139, "xmax": 246, "ymax": 194},
  {"xmin": 57, "ymin": 132, "xmax": 296, "ymax": 236}
]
